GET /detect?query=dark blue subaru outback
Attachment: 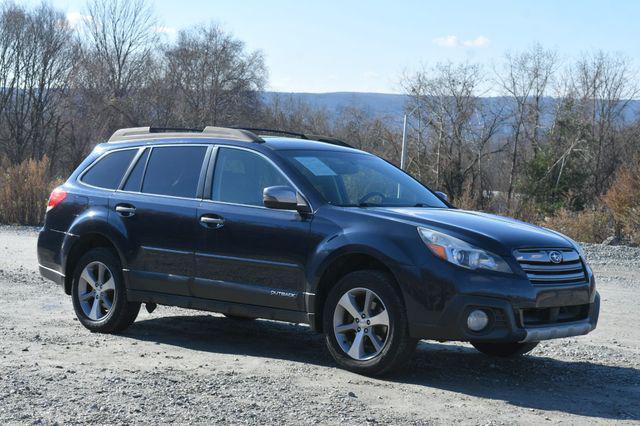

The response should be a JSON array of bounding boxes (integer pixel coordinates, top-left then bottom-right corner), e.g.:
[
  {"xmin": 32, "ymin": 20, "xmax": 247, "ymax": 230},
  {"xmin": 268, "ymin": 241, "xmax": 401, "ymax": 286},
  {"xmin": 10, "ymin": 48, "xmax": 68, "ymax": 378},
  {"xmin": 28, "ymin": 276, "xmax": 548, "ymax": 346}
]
[{"xmin": 37, "ymin": 127, "xmax": 600, "ymax": 376}]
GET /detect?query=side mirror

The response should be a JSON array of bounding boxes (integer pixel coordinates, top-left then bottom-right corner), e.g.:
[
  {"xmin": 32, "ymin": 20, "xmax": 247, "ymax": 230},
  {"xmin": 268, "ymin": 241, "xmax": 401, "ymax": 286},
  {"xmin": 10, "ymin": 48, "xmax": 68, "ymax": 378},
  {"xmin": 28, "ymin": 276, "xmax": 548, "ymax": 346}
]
[
  {"xmin": 263, "ymin": 186, "xmax": 308, "ymax": 212},
  {"xmin": 435, "ymin": 191, "xmax": 449, "ymax": 202}
]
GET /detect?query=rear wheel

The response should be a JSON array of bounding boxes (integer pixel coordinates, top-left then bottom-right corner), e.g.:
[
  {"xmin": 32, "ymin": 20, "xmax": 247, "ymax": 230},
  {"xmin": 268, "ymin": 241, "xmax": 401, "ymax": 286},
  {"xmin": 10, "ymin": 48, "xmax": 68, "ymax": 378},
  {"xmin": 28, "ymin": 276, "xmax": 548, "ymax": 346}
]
[
  {"xmin": 71, "ymin": 248, "xmax": 140, "ymax": 333},
  {"xmin": 323, "ymin": 270, "xmax": 417, "ymax": 376},
  {"xmin": 471, "ymin": 341, "xmax": 539, "ymax": 357}
]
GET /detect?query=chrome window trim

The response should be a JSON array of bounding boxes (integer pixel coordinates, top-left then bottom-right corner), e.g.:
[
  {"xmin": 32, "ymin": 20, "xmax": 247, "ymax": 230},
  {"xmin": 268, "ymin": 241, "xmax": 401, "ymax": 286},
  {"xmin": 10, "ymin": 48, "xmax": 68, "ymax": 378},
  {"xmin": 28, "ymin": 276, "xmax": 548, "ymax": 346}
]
[
  {"xmin": 78, "ymin": 143, "xmax": 210, "ymax": 200},
  {"xmin": 200, "ymin": 198, "xmax": 296, "ymax": 212},
  {"xmin": 114, "ymin": 188, "xmax": 203, "ymax": 202},
  {"xmin": 208, "ymin": 144, "xmax": 314, "ymax": 212},
  {"xmin": 78, "ymin": 142, "xmax": 314, "ymax": 211}
]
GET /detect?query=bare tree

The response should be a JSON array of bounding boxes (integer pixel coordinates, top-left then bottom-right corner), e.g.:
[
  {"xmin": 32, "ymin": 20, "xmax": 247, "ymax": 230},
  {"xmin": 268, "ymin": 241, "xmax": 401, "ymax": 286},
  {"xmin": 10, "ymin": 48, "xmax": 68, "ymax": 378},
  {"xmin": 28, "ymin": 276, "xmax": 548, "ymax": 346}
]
[
  {"xmin": 401, "ymin": 63, "xmax": 505, "ymax": 203},
  {"xmin": 79, "ymin": 0, "xmax": 157, "ymax": 127},
  {"xmin": 0, "ymin": 3, "xmax": 74, "ymax": 165},
  {"xmin": 162, "ymin": 23, "xmax": 266, "ymax": 127},
  {"xmin": 495, "ymin": 44, "xmax": 558, "ymax": 210},
  {"xmin": 0, "ymin": 3, "xmax": 19, "ymax": 121},
  {"xmin": 572, "ymin": 51, "xmax": 639, "ymax": 197}
]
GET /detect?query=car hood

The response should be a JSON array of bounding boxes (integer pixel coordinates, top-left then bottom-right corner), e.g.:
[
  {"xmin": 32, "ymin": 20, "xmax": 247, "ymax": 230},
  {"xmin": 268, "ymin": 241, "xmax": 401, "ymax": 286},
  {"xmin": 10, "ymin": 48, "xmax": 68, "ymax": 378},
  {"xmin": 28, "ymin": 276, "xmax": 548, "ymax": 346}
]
[{"xmin": 362, "ymin": 207, "xmax": 574, "ymax": 254}]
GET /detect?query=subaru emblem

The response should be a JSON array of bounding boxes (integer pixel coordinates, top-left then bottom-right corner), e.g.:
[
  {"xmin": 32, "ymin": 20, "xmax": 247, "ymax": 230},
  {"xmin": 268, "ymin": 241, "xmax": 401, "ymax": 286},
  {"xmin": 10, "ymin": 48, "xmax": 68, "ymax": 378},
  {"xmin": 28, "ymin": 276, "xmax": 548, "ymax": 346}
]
[{"xmin": 549, "ymin": 251, "xmax": 563, "ymax": 264}]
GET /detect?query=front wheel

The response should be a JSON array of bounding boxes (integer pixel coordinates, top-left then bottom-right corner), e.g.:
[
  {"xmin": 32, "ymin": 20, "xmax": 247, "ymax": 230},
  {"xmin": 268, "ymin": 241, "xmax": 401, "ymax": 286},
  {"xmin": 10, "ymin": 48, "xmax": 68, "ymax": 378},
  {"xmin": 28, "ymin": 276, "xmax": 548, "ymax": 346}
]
[
  {"xmin": 71, "ymin": 248, "xmax": 140, "ymax": 333},
  {"xmin": 323, "ymin": 270, "xmax": 417, "ymax": 376},
  {"xmin": 471, "ymin": 341, "xmax": 539, "ymax": 357}
]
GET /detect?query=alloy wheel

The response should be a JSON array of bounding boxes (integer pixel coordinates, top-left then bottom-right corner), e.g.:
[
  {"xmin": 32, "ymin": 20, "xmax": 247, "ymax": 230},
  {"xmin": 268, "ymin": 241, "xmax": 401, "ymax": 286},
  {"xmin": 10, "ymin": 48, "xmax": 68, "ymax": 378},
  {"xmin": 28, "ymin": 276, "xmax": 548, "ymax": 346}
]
[
  {"xmin": 77, "ymin": 261, "xmax": 115, "ymax": 321},
  {"xmin": 332, "ymin": 287, "xmax": 390, "ymax": 360}
]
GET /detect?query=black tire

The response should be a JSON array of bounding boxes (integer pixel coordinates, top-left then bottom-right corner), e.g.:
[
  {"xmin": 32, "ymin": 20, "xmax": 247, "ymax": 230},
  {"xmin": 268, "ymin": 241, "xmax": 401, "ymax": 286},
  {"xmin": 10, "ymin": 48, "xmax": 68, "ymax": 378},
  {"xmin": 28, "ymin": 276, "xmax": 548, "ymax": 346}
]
[
  {"xmin": 71, "ymin": 248, "xmax": 140, "ymax": 333},
  {"xmin": 323, "ymin": 270, "xmax": 418, "ymax": 376},
  {"xmin": 223, "ymin": 314, "xmax": 256, "ymax": 321},
  {"xmin": 471, "ymin": 341, "xmax": 539, "ymax": 357}
]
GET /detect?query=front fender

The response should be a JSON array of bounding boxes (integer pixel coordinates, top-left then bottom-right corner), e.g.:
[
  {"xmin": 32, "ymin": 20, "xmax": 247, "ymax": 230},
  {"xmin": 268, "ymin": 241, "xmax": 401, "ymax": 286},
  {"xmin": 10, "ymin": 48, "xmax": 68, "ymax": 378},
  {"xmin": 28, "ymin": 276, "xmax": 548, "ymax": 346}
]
[{"xmin": 306, "ymin": 231, "xmax": 415, "ymax": 295}]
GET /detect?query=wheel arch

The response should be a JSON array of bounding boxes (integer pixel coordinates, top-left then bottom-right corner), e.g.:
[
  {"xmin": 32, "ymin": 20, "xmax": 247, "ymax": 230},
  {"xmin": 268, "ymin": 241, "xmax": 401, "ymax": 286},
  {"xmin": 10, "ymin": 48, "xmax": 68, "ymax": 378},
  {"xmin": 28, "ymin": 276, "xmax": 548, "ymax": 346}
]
[
  {"xmin": 63, "ymin": 232, "xmax": 125, "ymax": 295},
  {"xmin": 311, "ymin": 250, "xmax": 405, "ymax": 333}
]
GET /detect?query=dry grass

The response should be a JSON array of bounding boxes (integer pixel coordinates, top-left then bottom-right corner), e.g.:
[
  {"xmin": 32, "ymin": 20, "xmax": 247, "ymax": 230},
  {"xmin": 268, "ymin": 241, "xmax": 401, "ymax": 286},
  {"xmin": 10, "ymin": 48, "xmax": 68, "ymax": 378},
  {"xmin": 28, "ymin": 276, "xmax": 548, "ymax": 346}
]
[
  {"xmin": 0, "ymin": 156, "xmax": 62, "ymax": 226},
  {"xmin": 602, "ymin": 161, "xmax": 640, "ymax": 244},
  {"xmin": 0, "ymin": 154, "xmax": 632, "ymax": 245},
  {"xmin": 540, "ymin": 208, "xmax": 613, "ymax": 244}
]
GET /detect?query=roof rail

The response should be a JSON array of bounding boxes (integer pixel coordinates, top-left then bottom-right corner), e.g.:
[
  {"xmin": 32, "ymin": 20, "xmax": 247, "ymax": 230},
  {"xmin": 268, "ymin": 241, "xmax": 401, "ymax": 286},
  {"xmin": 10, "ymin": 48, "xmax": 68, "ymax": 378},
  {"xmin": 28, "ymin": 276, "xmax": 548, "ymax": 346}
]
[
  {"xmin": 306, "ymin": 134, "xmax": 352, "ymax": 148},
  {"xmin": 108, "ymin": 126, "xmax": 263, "ymax": 143},
  {"xmin": 233, "ymin": 127, "xmax": 353, "ymax": 148},
  {"xmin": 234, "ymin": 127, "xmax": 309, "ymax": 139}
]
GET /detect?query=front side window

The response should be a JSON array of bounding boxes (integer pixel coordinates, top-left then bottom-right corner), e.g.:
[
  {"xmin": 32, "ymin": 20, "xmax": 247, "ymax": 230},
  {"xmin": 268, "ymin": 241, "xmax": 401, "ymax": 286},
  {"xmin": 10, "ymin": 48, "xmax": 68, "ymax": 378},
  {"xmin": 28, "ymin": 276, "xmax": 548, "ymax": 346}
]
[
  {"xmin": 280, "ymin": 150, "xmax": 447, "ymax": 208},
  {"xmin": 212, "ymin": 148, "xmax": 289, "ymax": 206},
  {"xmin": 141, "ymin": 146, "xmax": 207, "ymax": 198},
  {"xmin": 81, "ymin": 149, "xmax": 137, "ymax": 190}
]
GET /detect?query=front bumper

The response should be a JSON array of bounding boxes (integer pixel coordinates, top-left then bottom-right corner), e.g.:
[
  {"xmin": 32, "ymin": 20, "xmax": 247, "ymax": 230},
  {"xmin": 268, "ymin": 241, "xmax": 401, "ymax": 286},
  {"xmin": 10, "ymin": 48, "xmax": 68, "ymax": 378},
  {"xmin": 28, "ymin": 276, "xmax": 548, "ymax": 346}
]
[
  {"xmin": 519, "ymin": 318, "xmax": 594, "ymax": 343},
  {"xmin": 408, "ymin": 291, "xmax": 600, "ymax": 343}
]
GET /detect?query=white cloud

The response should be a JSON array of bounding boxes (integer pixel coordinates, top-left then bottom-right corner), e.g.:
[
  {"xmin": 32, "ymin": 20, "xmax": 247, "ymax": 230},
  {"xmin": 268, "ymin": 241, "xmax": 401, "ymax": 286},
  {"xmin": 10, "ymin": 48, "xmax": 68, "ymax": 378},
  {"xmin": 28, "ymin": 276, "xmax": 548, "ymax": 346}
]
[
  {"xmin": 433, "ymin": 35, "xmax": 490, "ymax": 48},
  {"xmin": 154, "ymin": 26, "xmax": 177, "ymax": 35},
  {"xmin": 433, "ymin": 35, "xmax": 460, "ymax": 48},
  {"xmin": 66, "ymin": 11, "xmax": 91, "ymax": 28},
  {"xmin": 462, "ymin": 36, "xmax": 490, "ymax": 48}
]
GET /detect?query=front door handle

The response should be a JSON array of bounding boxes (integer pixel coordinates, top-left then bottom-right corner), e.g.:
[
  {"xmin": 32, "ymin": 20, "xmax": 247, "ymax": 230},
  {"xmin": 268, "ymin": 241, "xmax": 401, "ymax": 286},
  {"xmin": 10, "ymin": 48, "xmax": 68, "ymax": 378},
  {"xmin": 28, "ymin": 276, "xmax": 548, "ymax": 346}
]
[
  {"xmin": 200, "ymin": 215, "xmax": 224, "ymax": 228},
  {"xmin": 115, "ymin": 204, "xmax": 136, "ymax": 217}
]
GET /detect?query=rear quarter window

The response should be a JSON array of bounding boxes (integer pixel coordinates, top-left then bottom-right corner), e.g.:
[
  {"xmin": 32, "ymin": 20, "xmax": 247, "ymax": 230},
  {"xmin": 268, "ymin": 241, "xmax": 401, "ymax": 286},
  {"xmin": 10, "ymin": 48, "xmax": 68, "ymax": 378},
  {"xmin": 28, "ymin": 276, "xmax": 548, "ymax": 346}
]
[{"xmin": 81, "ymin": 149, "xmax": 137, "ymax": 190}]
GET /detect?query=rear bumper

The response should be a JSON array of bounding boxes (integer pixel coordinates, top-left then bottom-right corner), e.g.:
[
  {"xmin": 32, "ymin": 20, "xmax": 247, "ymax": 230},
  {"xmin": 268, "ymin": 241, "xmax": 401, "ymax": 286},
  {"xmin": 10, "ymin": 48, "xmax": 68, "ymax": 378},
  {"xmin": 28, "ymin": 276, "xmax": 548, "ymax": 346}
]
[
  {"xmin": 39, "ymin": 264, "xmax": 65, "ymax": 286},
  {"xmin": 37, "ymin": 227, "xmax": 67, "ymax": 286},
  {"xmin": 408, "ymin": 291, "xmax": 600, "ymax": 342}
]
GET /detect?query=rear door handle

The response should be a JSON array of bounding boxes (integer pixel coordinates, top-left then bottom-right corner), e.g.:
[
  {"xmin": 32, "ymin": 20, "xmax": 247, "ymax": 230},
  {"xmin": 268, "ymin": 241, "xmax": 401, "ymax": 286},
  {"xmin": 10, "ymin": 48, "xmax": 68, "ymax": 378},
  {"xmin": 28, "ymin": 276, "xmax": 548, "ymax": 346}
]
[
  {"xmin": 200, "ymin": 215, "xmax": 224, "ymax": 228},
  {"xmin": 115, "ymin": 204, "xmax": 136, "ymax": 217}
]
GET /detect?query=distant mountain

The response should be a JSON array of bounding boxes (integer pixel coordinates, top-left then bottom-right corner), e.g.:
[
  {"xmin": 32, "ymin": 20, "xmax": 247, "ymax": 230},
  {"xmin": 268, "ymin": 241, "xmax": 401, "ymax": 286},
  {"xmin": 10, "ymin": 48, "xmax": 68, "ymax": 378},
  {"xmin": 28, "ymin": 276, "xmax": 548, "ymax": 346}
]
[
  {"xmin": 264, "ymin": 91, "xmax": 640, "ymax": 129},
  {"xmin": 264, "ymin": 92, "xmax": 407, "ymax": 121}
]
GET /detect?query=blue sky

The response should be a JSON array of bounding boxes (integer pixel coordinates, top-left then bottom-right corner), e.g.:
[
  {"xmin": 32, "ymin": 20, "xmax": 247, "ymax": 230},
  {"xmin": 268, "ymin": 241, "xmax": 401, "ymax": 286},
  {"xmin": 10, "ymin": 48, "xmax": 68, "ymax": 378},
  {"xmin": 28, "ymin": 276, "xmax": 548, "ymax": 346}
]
[{"xmin": 22, "ymin": 0, "xmax": 640, "ymax": 93}]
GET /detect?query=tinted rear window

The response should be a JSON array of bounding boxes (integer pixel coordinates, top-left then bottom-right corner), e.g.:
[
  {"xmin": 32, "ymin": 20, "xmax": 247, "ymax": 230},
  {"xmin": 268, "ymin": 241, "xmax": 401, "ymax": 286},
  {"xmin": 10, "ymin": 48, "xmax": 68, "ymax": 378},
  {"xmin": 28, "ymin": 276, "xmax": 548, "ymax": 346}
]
[
  {"xmin": 142, "ymin": 146, "xmax": 207, "ymax": 198},
  {"xmin": 81, "ymin": 149, "xmax": 137, "ymax": 189}
]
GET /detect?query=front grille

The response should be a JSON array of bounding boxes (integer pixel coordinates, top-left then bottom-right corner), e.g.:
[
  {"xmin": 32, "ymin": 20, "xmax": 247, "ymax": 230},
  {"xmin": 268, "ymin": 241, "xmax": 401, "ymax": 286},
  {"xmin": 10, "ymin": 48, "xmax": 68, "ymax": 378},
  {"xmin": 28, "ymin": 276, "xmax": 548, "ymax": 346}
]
[{"xmin": 515, "ymin": 249, "xmax": 587, "ymax": 286}]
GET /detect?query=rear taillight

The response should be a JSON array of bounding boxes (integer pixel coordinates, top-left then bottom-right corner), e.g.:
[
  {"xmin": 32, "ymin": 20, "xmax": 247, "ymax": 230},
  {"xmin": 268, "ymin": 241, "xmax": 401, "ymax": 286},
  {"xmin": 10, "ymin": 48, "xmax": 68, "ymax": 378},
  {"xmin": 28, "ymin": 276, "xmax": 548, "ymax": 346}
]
[{"xmin": 46, "ymin": 187, "xmax": 67, "ymax": 212}]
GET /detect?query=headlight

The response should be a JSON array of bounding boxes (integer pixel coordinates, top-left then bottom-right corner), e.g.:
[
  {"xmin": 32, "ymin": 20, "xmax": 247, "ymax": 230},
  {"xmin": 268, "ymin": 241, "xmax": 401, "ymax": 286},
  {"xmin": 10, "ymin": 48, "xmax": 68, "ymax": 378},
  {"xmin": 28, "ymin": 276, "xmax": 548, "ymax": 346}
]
[
  {"xmin": 417, "ymin": 227, "xmax": 512, "ymax": 273},
  {"xmin": 564, "ymin": 236, "xmax": 588, "ymax": 265},
  {"xmin": 564, "ymin": 236, "xmax": 585, "ymax": 258}
]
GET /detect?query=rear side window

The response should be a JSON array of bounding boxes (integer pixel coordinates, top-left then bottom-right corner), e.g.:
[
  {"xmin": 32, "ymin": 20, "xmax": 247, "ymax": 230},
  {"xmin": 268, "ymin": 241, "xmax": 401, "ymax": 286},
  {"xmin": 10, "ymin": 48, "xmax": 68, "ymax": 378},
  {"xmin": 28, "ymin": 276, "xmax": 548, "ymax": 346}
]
[
  {"xmin": 81, "ymin": 149, "xmax": 137, "ymax": 190},
  {"xmin": 123, "ymin": 148, "xmax": 149, "ymax": 192},
  {"xmin": 142, "ymin": 146, "xmax": 207, "ymax": 198}
]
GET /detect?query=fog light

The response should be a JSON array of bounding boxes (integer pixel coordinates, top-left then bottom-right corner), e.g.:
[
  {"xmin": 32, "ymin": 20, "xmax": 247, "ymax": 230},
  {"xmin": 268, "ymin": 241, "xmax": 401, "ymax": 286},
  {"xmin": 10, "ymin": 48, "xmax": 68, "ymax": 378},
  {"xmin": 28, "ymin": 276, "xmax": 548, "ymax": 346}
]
[{"xmin": 467, "ymin": 310, "xmax": 489, "ymax": 332}]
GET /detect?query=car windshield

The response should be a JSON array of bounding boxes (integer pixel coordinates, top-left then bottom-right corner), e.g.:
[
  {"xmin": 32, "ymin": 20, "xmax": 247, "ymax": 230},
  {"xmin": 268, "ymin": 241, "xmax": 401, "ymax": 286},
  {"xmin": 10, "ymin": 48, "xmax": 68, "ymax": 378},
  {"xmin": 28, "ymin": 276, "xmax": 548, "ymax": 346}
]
[{"xmin": 280, "ymin": 149, "xmax": 448, "ymax": 208}]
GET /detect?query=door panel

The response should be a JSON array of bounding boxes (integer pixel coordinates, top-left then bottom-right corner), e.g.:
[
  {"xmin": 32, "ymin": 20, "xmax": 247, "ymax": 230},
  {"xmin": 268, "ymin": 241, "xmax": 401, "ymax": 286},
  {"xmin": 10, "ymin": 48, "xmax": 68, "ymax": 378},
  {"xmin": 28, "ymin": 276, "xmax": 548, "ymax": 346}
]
[
  {"xmin": 194, "ymin": 202, "xmax": 310, "ymax": 310},
  {"xmin": 193, "ymin": 146, "xmax": 311, "ymax": 311},
  {"xmin": 110, "ymin": 192, "xmax": 199, "ymax": 295},
  {"xmin": 110, "ymin": 144, "xmax": 209, "ymax": 296}
]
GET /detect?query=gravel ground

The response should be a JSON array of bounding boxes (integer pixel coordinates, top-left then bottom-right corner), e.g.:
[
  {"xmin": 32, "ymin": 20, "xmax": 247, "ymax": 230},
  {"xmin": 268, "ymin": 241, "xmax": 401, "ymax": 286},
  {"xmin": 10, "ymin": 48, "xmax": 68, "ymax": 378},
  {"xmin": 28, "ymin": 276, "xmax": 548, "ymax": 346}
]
[{"xmin": 0, "ymin": 225, "xmax": 638, "ymax": 425}]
